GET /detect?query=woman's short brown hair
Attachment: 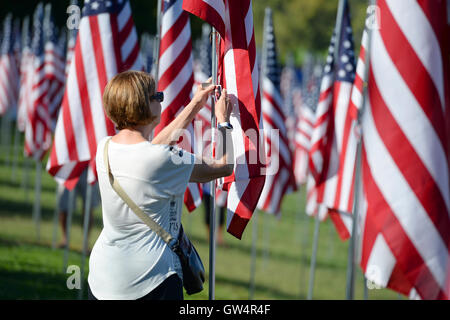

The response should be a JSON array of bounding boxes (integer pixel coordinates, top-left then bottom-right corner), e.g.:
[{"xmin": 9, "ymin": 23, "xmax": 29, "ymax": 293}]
[{"xmin": 103, "ymin": 70, "xmax": 157, "ymax": 130}]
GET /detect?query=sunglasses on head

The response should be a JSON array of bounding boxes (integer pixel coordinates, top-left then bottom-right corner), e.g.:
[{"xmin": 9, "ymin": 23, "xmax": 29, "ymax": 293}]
[{"xmin": 151, "ymin": 91, "xmax": 164, "ymax": 102}]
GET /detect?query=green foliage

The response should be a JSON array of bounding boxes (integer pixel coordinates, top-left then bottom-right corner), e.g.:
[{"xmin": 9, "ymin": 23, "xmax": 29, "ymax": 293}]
[{"xmin": 253, "ymin": 0, "xmax": 369, "ymax": 65}]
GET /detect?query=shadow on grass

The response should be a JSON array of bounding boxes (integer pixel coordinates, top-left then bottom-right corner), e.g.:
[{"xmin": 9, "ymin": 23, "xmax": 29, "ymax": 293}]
[
  {"xmin": 188, "ymin": 233, "xmax": 344, "ymax": 272},
  {"xmin": 0, "ymin": 197, "xmax": 103, "ymax": 227},
  {"xmin": 215, "ymin": 274, "xmax": 304, "ymax": 300},
  {"xmin": 0, "ymin": 178, "xmax": 57, "ymax": 194},
  {"xmin": 0, "ymin": 269, "xmax": 78, "ymax": 299}
]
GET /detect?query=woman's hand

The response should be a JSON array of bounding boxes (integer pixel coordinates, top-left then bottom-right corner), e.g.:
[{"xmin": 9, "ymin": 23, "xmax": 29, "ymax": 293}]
[
  {"xmin": 192, "ymin": 78, "xmax": 215, "ymax": 110},
  {"xmin": 215, "ymin": 88, "xmax": 232, "ymax": 123}
]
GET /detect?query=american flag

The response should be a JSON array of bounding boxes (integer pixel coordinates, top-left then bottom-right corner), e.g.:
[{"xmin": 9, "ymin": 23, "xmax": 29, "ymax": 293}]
[
  {"xmin": 293, "ymin": 94, "xmax": 316, "ymax": 186},
  {"xmin": 153, "ymin": 0, "xmax": 202, "ymax": 212},
  {"xmin": 183, "ymin": 0, "xmax": 266, "ymax": 239},
  {"xmin": 17, "ymin": 16, "xmax": 31, "ymax": 132},
  {"xmin": 359, "ymin": 0, "xmax": 450, "ymax": 299},
  {"xmin": 308, "ymin": 1, "xmax": 359, "ymax": 239},
  {"xmin": 47, "ymin": 0, "xmax": 141, "ymax": 189},
  {"xmin": 293, "ymin": 61, "xmax": 320, "ymax": 187},
  {"xmin": 0, "ymin": 13, "xmax": 20, "ymax": 116},
  {"xmin": 43, "ymin": 4, "xmax": 67, "ymax": 129},
  {"xmin": 257, "ymin": 7, "xmax": 295, "ymax": 215},
  {"xmin": 25, "ymin": 3, "xmax": 52, "ymax": 160}
]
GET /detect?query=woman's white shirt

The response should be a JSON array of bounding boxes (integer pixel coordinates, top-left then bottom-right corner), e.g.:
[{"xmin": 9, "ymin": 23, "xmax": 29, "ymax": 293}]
[{"xmin": 88, "ymin": 137, "xmax": 195, "ymax": 300}]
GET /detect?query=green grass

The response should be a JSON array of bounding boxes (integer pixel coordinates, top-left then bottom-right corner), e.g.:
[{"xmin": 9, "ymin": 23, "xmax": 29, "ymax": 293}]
[{"xmin": 0, "ymin": 131, "xmax": 400, "ymax": 300}]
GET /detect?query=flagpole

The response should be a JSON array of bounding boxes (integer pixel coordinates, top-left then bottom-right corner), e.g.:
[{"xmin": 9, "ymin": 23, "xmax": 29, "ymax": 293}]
[
  {"xmin": 345, "ymin": 0, "xmax": 376, "ymax": 300},
  {"xmin": 248, "ymin": 210, "xmax": 258, "ymax": 299},
  {"xmin": 32, "ymin": 159, "xmax": 42, "ymax": 242},
  {"xmin": 62, "ymin": 189, "xmax": 75, "ymax": 273},
  {"xmin": 51, "ymin": 185, "xmax": 61, "ymax": 249},
  {"xmin": 11, "ymin": 123, "xmax": 21, "ymax": 182},
  {"xmin": 79, "ymin": 182, "xmax": 93, "ymax": 300},
  {"xmin": 208, "ymin": 26, "xmax": 218, "ymax": 301},
  {"xmin": 307, "ymin": 211, "xmax": 320, "ymax": 300},
  {"xmin": 153, "ymin": 0, "xmax": 162, "ymax": 82}
]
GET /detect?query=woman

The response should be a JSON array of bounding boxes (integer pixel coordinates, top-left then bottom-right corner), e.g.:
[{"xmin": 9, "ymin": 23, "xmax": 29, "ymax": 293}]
[{"xmin": 88, "ymin": 70, "xmax": 233, "ymax": 300}]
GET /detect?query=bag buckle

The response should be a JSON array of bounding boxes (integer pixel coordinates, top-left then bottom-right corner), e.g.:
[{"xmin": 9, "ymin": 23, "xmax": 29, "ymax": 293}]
[{"xmin": 169, "ymin": 238, "xmax": 180, "ymax": 252}]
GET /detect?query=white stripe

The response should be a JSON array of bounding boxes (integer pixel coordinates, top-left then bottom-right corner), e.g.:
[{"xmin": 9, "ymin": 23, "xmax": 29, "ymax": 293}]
[
  {"xmin": 161, "ymin": 1, "xmax": 183, "ymax": 36},
  {"xmin": 244, "ymin": 3, "xmax": 253, "ymax": 47},
  {"xmin": 362, "ymin": 98, "xmax": 449, "ymax": 291},
  {"xmin": 66, "ymin": 60, "xmax": 90, "ymax": 160},
  {"xmin": 371, "ymin": 28, "xmax": 450, "ymax": 211},
  {"xmin": 224, "ymin": 41, "xmax": 249, "ymax": 180},
  {"xmin": 120, "ymin": 26, "xmax": 137, "ymax": 62},
  {"xmin": 365, "ymin": 234, "xmax": 396, "ymax": 288},
  {"xmin": 334, "ymin": 82, "xmax": 352, "ymax": 152},
  {"xmin": 98, "ymin": 13, "xmax": 118, "ymax": 81},
  {"xmin": 338, "ymin": 123, "xmax": 357, "ymax": 212},
  {"xmin": 117, "ymin": 1, "xmax": 131, "ymax": 32},
  {"xmin": 386, "ymin": 0, "xmax": 445, "ymax": 109},
  {"xmin": 52, "ymin": 106, "xmax": 69, "ymax": 168}
]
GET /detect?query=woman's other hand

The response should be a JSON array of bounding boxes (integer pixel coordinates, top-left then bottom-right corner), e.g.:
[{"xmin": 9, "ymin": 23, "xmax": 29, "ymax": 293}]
[
  {"xmin": 215, "ymin": 88, "xmax": 232, "ymax": 123},
  {"xmin": 192, "ymin": 78, "xmax": 215, "ymax": 109}
]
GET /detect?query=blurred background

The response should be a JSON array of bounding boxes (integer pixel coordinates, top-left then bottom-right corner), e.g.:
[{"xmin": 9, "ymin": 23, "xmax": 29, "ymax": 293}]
[{"xmin": 0, "ymin": 0, "xmax": 403, "ymax": 300}]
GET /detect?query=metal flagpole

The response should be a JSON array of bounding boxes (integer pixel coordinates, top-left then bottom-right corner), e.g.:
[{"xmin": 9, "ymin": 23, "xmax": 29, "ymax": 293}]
[
  {"xmin": 21, "ymin": 156, "xmax": 31, "ymax": 202},
  {"xmin": 63, "ymin": 189, "xmax": 75, "ymax": 273},
  {"xmin": 32, "ymin": 159, "xmax": 42, "ymax": 242},
  {"xmin": 345, "ymin": 0, "xmax": 376, "ymax": 300},
  {"xmin": 79, "ymin": 182, "xmax": 93, "ymax": 300},
  {"xmin": 248, "ymin": 211, "xmax": 258, "ymax": 299},
  {"xmin": 153, "ymin": 0, "xmax": 162, "ymax": 83},
  {"xmin": 307, "ymin": 212, "xmax": 320, "ymax": 300},
  {"xmin": 208, "ymin": 26, "xmax": 218, "ymax": 301},
  {"xmin": 52, "ymin": 185, "xmax": 61, "ymax": 249},
  {"xmin": 11, "ymin": 124, "xmax": 21, "ymax": 182}
]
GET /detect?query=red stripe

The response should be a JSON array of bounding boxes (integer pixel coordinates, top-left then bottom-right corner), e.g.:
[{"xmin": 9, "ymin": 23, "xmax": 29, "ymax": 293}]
[
  {"xmin": 158, "ymin": 40, "xmax": 192, "ymax": 90},
  {"xmin": 368, "ymin": 68, "xmax": 450, "ymax": 248},
  {"xmin": 182, "ymin": 0, "xmax": 226, "ymax": 37},
  {"xmin": 118, "ymin": 15, "xmax": 134, "ymax": 43},
  {"xmin": 227, "ymin": 176, "xmax": 265, "ymax": 239},
  {"xmin": 329, "ymin": 209, "xmax": 351, "ymax": 240},
  {"xmin": 160, "ymin": 12, "xmax": 188, "ymax": 57},
  {"xmin": 75, "ymin": 23, "xmax": 98, "ymax": 161},
  {"xmin": 122, "ymin": 42, "xmax": 139, "ymax": 70}
]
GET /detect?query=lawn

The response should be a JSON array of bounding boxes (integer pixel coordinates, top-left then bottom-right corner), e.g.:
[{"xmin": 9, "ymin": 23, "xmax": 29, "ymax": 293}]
[{"xmin": 0, "ymin": 131, "xmax": 400, "ymax": 300}]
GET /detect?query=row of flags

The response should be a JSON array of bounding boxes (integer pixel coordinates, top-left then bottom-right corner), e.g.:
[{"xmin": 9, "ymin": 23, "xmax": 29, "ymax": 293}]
[
  {"xmin": 301, "ymin": 0, "xmax": 450, "ymax": 300},
  {"xmin": 0, "ymin": 0, "xmax": 448, "ymax": 299}
]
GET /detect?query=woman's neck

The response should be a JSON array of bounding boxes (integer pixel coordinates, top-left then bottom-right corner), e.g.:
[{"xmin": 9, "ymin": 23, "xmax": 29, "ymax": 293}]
[{"xmin": 111, "ymin": 127, "xmax": 151, "ymax": 145}]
